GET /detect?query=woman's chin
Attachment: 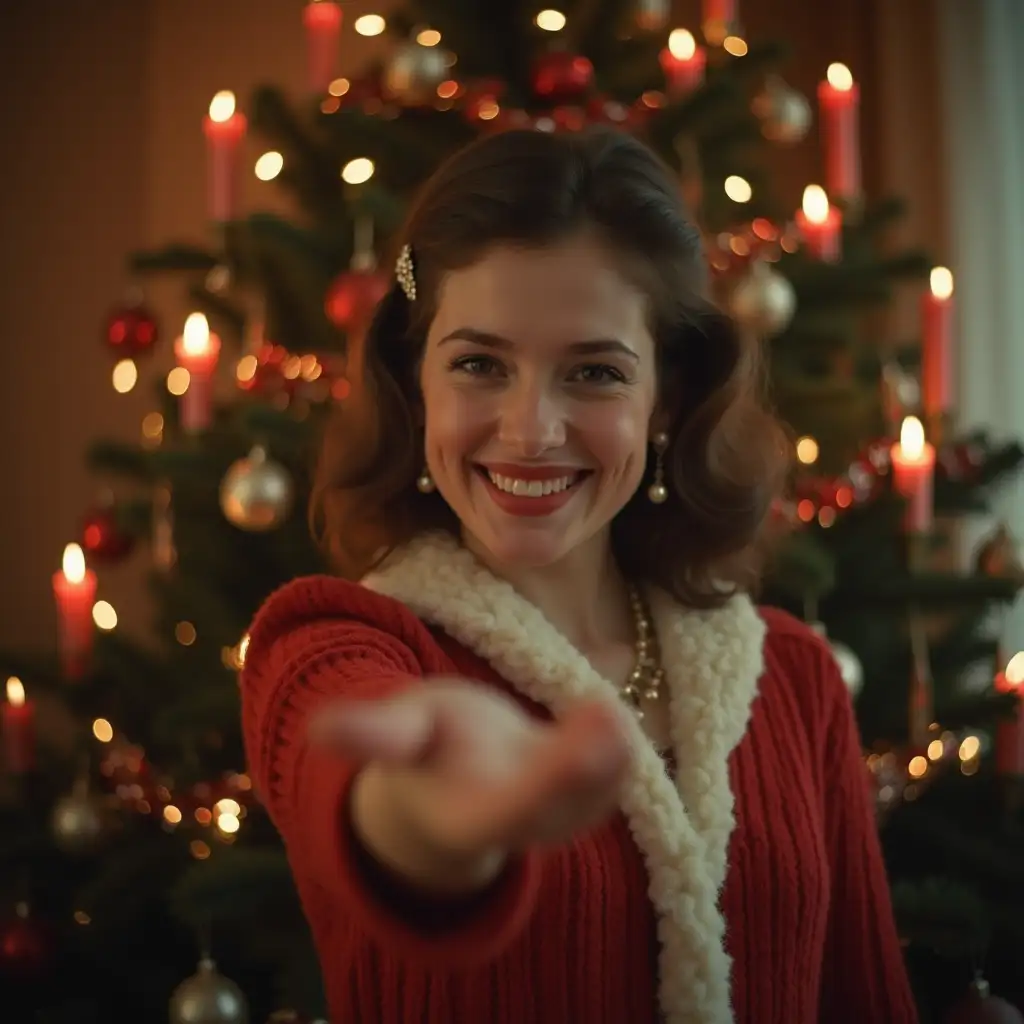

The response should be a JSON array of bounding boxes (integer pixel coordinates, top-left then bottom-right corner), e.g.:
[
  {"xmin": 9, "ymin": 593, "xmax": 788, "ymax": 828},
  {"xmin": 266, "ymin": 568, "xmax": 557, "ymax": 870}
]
[{"xmin": 465, "ymin": 522, "xmax": 576, "ymax": 571}]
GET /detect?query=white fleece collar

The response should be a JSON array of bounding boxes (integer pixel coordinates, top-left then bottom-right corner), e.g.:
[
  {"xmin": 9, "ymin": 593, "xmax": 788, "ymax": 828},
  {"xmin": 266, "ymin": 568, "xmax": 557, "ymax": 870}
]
[{"xmin": 363, "ymin": 532, "xmax": 766, "ymax": 1024}]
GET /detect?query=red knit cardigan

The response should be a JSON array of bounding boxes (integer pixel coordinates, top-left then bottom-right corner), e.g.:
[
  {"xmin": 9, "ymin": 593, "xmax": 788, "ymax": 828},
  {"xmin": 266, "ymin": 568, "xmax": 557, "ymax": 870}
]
[{"xmin": 240, "ymin": 576, "xmax": 918, "ymax": 1024}]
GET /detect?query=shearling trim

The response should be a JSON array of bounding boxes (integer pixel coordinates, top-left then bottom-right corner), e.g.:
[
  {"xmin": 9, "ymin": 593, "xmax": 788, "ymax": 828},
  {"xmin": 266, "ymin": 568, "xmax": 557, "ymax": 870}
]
[{"xmin": 363, "ymin": 533, "xmax": 765, "ymax": 1024}]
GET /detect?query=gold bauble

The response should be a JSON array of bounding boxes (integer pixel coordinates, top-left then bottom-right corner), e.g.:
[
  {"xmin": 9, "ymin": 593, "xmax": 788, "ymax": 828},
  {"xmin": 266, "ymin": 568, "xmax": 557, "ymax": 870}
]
[
  {"xmin": 633, "ymin": 0, "xmax": 671, "ymax": 31},
  {"xmin": 51, "ymin": 781, "xmax": 107, "ymax": 855},
  {"xmin": 169, "ymin": 958, "xmax": 248, "ymax": 1024},
  {"xmin": 752, "ymin": 75, "xmax": 812, "ymax": 144},
  {"xmin": 728, "ymin": 260, "xmax": 797, "ymax": 337},
  {"xmin": 220, "ymin": 446, "xmax": 294, "ymax": 532},
  {"xmin": 384, "ymin": 40, "xmax": 450, "ymax": 105}
]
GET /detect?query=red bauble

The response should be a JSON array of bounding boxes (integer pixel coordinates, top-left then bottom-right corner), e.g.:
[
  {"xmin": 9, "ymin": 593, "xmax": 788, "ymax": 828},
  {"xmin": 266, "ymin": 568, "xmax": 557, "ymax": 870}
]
[
  {"xmin": 80, "ymin": 506, "xmax": 135, "ymax": 563},
  {"xmin": 531, "ymin": 51, "xmax": 594, "ymax": 105},
  {"xmin": 325, "ymin": 269, "xmax": 389, "ymax": 329},
  {"xmin": 104, "ymin": 303, "xmax": 159, "ymax": 359},
  {"xmin": 0, "ymin": 913, "xmax": 52, "ymax": 981}
]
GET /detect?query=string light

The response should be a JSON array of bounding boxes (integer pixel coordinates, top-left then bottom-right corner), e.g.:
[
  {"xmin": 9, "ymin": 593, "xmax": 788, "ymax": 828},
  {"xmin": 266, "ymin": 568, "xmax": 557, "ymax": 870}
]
[
  {"xmin": 535, "ymin": 9, "xmax": 566, "ymax": 31},
  {"xmin": 254, "ymin": 151, "xmax": 283, "ymax": 181},
  {"xmin": 166, "ymin": 367, "xmax": 190, "ymax": 396},
  {"xmin": 353, "ymin": 14, "xmax": 385, "ymax": 36},
  {"xmin": 111, "ymin": 359, "xmax": 137, "ymax": 394},
  {"xmin": 724, "ymin": 175, "xmax": 752, "ymax": 203},
  {"xmin": 795, "ymin": 436, "xmax": 819, "ymax": 465},
  {"xmin": 416, "ymin": 28, "xmax": 441, "ymax": 46},
  {"xmin": 91, "ymin": 601, "xmax": 117, "ymax": 631},
  {"xmin": 341, "ymin": 157, "xmax": 374, "ymax": 184}
]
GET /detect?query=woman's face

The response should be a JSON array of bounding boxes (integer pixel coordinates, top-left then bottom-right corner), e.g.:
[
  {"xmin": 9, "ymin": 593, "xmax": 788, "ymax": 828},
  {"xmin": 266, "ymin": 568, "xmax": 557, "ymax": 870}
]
[{"xmin": 419, "ymin": 234, "xmax": 659, "ymax": 570}]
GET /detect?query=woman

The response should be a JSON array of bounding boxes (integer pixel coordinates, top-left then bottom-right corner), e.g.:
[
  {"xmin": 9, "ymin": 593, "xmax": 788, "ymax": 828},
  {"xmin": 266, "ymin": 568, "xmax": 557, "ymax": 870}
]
[{"xmin": 241, "ymin": 127, "xmax": 917, "ymax": 1024}]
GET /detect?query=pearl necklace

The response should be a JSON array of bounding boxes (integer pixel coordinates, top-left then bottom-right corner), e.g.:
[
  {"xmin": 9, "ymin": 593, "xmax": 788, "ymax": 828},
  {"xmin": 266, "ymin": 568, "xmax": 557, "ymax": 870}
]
[{"xmin": 621, "ymin": 584, "xmax": 665, "ymax": 719}]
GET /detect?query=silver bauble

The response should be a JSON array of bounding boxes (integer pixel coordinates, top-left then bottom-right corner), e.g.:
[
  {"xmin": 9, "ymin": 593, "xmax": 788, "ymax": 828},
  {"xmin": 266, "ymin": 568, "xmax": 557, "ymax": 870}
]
[
  {"xmin": 810, "ymin": 622, "xmax": 864, "ymax": 699},
  {"xmin": 51, "ymin": 782, "xmax": 107, "ymax": 855},
  {"xmin": 728, "ymin": 260, "xmax": 797, "ymax": 337},
  {"xmin": 752, "ymin": 75, "xmax": 812, "ymax": 144},
  {"xmin": 633, "ymin": 0, "xmax": 671, "ymax": 31},
  {"xmin": 384, "ymin": 40, "xmax": 450, "ymax": 105},
  {"xmin": 169, "ymin": 958, "xmax": 248, "ymax": 1024},
  {"xmin": 829, "ymin": 639, "xmax": 864, "ymax": 698},
  {"xmin": 220, "ymin": 446, "xmax": 294, "ymax": 532}
]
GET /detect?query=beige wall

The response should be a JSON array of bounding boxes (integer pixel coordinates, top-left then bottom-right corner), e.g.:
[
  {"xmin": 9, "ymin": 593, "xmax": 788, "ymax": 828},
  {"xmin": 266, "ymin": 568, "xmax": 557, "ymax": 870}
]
[{"xmin": 0, "ymin": 0, "xmax": 947, "ymax": 650}]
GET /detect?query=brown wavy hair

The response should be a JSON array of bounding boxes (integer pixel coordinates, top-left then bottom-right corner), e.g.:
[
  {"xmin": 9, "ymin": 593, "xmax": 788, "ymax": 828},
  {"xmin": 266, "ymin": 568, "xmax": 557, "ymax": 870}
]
[{"xmin": 311, "ymin": 126, "xmax": 790, "ymax": 608}]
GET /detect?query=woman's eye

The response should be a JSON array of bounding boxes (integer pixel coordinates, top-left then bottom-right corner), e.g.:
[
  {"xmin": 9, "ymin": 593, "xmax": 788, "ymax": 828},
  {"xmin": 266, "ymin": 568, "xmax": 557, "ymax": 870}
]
[
  {"xmin": 570, "ymin": 364, "xmax": 627, "ymax": 384},
  {"xmin": 450, "ymin": 354, "xmax": 503, "ymax": 376}
]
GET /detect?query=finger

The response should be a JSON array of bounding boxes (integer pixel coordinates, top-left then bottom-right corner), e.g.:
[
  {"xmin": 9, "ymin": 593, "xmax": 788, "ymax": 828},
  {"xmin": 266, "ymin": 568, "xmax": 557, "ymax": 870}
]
[{"xmin": 309, "ymin": 697, "xmax": 435, "ymax": 764}]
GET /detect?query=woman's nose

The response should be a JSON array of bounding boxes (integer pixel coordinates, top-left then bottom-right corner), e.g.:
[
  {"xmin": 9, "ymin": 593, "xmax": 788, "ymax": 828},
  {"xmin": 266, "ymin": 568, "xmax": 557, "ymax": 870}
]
[{"xmin": 496, "ymin": 383, "xmax": 567, "ymax": 457}]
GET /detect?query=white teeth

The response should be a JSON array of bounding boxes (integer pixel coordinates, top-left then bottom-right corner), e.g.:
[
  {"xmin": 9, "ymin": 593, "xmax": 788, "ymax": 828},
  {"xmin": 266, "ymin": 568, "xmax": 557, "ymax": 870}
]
[{"xmin": 487, "ymin": 472, "xmax": 579, "ymax": 497}]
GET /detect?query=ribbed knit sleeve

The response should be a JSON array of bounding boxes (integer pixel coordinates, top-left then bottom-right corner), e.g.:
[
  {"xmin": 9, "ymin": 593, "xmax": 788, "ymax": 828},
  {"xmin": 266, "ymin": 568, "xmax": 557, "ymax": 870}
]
[
  {"xmin": 815, "ymin": 644, "xmax": 919, "ymax": 1023},
  {"xmin": 239, "ymin": 576, "xmax": 543, "ymax": 968}
]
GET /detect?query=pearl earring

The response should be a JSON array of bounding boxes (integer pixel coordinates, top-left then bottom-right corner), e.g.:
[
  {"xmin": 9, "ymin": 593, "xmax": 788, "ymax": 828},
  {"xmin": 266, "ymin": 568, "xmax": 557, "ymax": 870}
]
[
  {"xmin": 647, "ymin": 432, "xmax": 669, "ymax": 504},
  {"xmin": 416, "ymin": 466, "xmax": 436, "ymax": 494}
]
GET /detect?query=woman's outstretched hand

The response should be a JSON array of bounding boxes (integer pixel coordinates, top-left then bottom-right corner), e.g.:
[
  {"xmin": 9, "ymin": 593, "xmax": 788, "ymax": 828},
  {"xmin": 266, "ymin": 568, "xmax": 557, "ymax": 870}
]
[{"xmin": 310, "ymin": 680, "xmax": 632, "ymax": 893}]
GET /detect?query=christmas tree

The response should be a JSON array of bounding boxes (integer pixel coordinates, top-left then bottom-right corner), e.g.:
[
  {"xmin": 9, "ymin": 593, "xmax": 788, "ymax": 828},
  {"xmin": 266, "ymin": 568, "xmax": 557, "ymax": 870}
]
[{"xmin": 2, "ymin": 2, "xmax": 1023, "ymax": 1022}]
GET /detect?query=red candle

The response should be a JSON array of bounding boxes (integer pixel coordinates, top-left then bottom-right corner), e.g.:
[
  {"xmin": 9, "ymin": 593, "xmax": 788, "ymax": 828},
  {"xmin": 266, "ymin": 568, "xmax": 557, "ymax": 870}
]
[
  {"xmin": 203, "ymin": 91, "xmax": 247, "ymax": 222},
  {"xmin": 795, "ymin": 184, "xmax": 842, "ymax": 262},
  {"xmin": 921, "ymin": 266, "xmax": 955, "ymax": 419},
  {"xmin": 2, "ymin": 677, "xmax": 35, "ymax": 773},
  {"xmin": 817, "ymin": 62, "xmax": 861, "ymax": 201},
  {"xmin": 659, "ymin": 30, "xmax": 706, "ymax": 98},
  {"xmin": 174, "ymin": 313, "xmax": 221, "ymax": 433},
  {"xmin": 303, "ymin": 1, "xmax": 343, "ymax": 95},
  {"xmin": 995, "ymin": 653, "xmax": 1024, "ymax": 776},
  {"xmin": 53, "ymin": 543, "xmax": 97, "ymax": 680},
  {"xmin": 890, "ymin": 416, "xmax": 935, "ymax": 533},
  {"xmin": 702, "ymin": 0, "xmax": 736, "ymax": 45}
]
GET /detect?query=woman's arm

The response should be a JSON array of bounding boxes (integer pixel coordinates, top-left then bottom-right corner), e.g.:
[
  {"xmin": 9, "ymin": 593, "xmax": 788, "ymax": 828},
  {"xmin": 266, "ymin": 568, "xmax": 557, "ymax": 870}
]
[
  {"xmin": 815, "ymin": 644, "xmax": 919, "ymax": 1022},
  {"xmin": 239, "ymin": 578, "xmax": 543, "ymax": 967}
]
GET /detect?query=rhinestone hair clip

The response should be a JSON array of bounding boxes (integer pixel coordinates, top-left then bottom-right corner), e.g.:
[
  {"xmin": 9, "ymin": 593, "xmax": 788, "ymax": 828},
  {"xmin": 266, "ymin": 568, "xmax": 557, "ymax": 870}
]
[{"xmin": 395, "ymin": 244, "xmax": 417, "ymax": 302}]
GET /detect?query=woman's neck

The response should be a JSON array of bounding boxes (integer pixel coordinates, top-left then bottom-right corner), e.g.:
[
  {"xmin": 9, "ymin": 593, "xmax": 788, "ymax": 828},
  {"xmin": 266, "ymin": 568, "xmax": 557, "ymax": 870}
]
[{"xmin": 462, "ymin": 529, "xmax": 634, "ymax": 652}]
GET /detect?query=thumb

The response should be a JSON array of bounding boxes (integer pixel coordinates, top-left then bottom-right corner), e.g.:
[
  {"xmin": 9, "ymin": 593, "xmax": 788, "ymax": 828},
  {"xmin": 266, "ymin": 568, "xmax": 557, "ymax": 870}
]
[{"xmin": 309, "ymin": 694, "xmax": 435, "ymax": 764}]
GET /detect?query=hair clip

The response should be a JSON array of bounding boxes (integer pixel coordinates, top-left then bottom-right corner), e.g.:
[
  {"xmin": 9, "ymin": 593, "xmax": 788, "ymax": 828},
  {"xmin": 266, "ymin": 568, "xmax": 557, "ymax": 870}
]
[{"xmin": 395, "ymin": 244, "xmax": 417, "ymax": 302}]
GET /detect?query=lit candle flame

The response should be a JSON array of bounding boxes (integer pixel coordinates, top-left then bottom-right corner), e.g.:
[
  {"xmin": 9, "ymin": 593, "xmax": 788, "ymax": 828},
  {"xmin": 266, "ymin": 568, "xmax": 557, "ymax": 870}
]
[
  {"xmin": 181, "ymin": 313, "xmax": 211, "ymax": 357},
  {"xmin": 1005, "ymin": 652, "xmax": 1024, "ymax": 686},
  {"xmin": 899, "ymin": 416, "xmax": 926, "ymax": 459},
  {"xmin": 929, "ymin": 266, "xmax": 954, "ymax": 300},
  {"xmin": 62, "ymin": 543, "xmax": 86, "ymax": 584},
  {"xmin": 826, "ymin": 63, "xmax": 854, "ymax": 91},
  {"xmin": 6, "ymin": 677, "xmax": 24, "ymax": 706},
  {"xmin": 208, "ymin": 90, "xmax": 237, "ymax": 122},
  {"xmin": 668, "ymin": 29, "xmax": 697, "ymax": 60},
  {"xmin": 801, "ymin": 184, "xmax": 830, "ymax": 224}
]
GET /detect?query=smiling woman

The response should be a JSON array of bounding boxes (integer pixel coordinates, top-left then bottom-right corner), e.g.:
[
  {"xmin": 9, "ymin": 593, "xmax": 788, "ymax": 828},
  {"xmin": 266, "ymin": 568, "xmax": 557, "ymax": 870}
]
[
  {"xmin": 243, "ymin": 126, "xmax": 917, "ymax": 1024},
  {"xmin": 312, "ymin": 127, "xmax": 788, "ymax": 607}
]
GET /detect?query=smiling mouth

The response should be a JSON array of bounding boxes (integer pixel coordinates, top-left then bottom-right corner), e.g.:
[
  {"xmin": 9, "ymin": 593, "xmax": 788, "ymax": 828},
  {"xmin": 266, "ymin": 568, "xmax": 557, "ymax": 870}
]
[{"xmin": 474, "ymin": 466, "xmax": 591, "ymax": 498}]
